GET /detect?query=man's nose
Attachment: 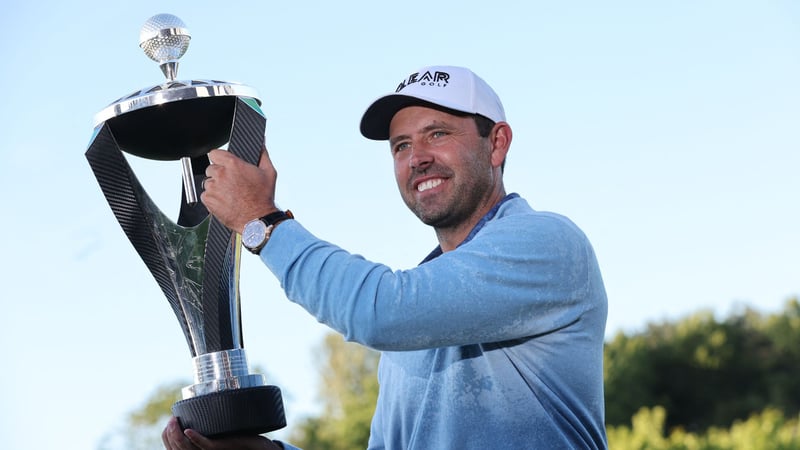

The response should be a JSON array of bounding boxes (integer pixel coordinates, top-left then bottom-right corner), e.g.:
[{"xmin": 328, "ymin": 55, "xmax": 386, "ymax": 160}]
[{"xmin": 409, "ymin": 142, "xmax": 434, "ymax": 171}]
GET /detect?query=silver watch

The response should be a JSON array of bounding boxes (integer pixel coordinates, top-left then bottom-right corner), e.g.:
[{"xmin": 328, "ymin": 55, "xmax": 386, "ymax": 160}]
[{"xmin": 241, "ymin": 210, "xmax": 293, "ymax": 254}]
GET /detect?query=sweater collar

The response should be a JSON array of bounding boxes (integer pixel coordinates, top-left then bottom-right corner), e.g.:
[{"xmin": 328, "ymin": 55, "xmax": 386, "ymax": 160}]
[{"xmin": 420, "ymin": 193, "xmax": 519, "ymax": 265}]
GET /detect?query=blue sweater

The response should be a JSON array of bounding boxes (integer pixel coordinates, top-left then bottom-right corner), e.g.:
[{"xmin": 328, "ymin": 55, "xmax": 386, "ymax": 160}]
[{"xmin": 263, "ymin": 195, "xmax": 608, "ymax": 449}]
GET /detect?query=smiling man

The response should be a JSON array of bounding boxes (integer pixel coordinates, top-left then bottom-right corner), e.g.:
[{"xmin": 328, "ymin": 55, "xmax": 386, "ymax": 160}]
[
  {"xmin": 387, "ymin": 104, "xmax": 507, "ymax": 251},
  {"xmin": 163, "ymin": 65, "xmax": 609, "ymax": 450}
]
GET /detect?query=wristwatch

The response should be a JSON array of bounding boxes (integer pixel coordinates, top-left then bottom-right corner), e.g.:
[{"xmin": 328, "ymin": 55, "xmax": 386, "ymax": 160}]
[{"xmin": 241, "ymin": 210, "xmax": 294, "ymax": 255}]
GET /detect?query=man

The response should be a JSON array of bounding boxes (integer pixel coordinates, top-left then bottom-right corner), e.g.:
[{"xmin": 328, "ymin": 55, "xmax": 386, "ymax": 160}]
[{"xmin": 163, "ymin": 65, "xmax": 608, "ymax": 449}]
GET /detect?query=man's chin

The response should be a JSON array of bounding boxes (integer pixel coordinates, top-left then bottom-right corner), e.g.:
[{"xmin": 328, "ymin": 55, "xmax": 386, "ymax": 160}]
[
  {"xmin": 415, "ymin": 209, "xmax": 452, "ymax": 228},
  {"xmin": 406, "ymin": 198, "xmax": 454, "ymax": 227}
]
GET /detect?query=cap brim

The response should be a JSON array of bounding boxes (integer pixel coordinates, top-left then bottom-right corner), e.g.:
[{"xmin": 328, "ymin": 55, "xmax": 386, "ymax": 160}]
[{"xmin": 359, "ymin": 95, "xmax": 444, "ymax": 141}]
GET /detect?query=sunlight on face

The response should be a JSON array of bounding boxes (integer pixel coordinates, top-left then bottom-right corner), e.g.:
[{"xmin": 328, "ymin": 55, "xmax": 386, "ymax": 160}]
[{"xmin": 388, "ymin": 106, "xmax": 498, "ymax": 230}]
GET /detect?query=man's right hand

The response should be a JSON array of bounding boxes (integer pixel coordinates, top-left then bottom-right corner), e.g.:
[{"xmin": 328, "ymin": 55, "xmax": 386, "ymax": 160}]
[
  {"xmin": 161, "ymin": 417, "xmax": 284, "ymax": 450},
  {"xmin": 201, "ymin": 147, "xmax": 279, "ymax": 234}
]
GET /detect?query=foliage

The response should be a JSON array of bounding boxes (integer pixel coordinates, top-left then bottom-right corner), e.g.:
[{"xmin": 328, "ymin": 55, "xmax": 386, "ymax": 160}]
[
  {"xmin": 605, "ymin": 298, "xmax": 800, "ymax": 431},
  {"xmin": 96, "ymin": 365, "xmax": 269, "ymax": 450},
  {"xmin": 607, "ymin": 406, "xmax": 800, "ymax": 449},
  {"xmin": 289, "ymin": 333, "xmax": 380, "ymax": 450},
  {"xmin": 96, "ymin": 380, "xmax": 186, "ymax": 450}
]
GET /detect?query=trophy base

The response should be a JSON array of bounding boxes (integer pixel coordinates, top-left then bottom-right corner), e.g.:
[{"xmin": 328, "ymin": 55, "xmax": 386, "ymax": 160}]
[{"xmin": 172, "ymin": 385, "xmax": 286, "ymax": 438}]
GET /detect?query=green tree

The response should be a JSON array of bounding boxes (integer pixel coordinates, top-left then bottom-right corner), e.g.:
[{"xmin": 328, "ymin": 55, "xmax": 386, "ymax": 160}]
[
  {"xmin": 608, "ymin": 406, "xmax": 800, "ymax": 449},
  {"xmin": 757, "ymin": 298, "xmax": 800, "ymax": 413},
  {"xmin": 605, "ymin": 298, "xmax": 800, "ymax": 432},
  {"xmin": 96, "ymin": 366, "xmax": 273, "ymax": 449},
  {"xmin": 97, "ymin": 380, "xmax": 186, "ymax": 450},
  {"xmin": 290, "ymin": 333, "xmax": 380, "ymax": 450}
]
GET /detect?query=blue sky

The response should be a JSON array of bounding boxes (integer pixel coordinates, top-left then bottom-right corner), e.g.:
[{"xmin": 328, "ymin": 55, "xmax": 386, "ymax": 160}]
[{"xmin": 1, "ymin": 1, "xmax": 798, "ymax": 449}]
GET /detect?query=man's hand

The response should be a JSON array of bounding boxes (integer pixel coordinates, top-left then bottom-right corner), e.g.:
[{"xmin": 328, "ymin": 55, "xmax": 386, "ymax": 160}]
[
  {"xmin": 162, "ymin": 417, "xmax": 284, "ymax": 450},
  {"xmin": 201, "ymin": 147, "xmax": 279, "ymax": 234}
]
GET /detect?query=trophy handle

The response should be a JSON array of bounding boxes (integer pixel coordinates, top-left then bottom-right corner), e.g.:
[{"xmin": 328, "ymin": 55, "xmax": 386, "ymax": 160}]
[
  {"xmin": 86, "ymin": 122, "xmax": 194, "ymax": 352},
  {"xmin": 85, "ymin": 97, "xmax": 267, "ymax": 357}
]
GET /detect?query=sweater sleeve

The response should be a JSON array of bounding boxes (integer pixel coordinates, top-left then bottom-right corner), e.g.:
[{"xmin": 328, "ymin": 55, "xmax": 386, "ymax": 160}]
[{"xmin": 261, "ymin": 210, "xmax": 598, "ymax": 351}]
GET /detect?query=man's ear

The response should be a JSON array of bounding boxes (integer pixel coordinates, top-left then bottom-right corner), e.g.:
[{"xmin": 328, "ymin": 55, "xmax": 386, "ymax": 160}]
[{"xmin": 489, "ymin": 122, "xmax": 512, "ymax": 169}]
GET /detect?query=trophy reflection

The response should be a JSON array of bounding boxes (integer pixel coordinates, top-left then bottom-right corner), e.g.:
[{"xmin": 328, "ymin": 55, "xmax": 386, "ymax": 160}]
[{"xmin": 85, "ymin": 13, "xmax": 285, "ymax": 437}]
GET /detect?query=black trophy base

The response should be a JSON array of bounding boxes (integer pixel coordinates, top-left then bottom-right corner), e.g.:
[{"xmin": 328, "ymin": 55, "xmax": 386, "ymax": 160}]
[{"xmin": 172, "ymin": 385, "xmax": 286, "ymax": 438}]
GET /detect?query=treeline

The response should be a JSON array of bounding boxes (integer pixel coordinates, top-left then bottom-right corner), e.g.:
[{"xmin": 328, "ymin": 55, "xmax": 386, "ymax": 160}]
[
  {"xmin": 604, "ymin": 298, "xmax": 800, "ymax": 432},
  {"xmin": 604, "ymin": 298, "xmax": 800, "ymax": 448},
  {"xmin": 607, "ymin": 406, "xmax": 799, "ymax": 449}
]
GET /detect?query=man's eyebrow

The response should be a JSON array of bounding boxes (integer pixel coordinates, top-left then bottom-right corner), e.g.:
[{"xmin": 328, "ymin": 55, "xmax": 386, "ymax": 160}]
[
  {"xmin": 389, "ymin": 134, "xmax": 410, "ymax": 147},
  {"xmin": 421, "ymin": 120, "xmax": 455, "ymax": 133}
]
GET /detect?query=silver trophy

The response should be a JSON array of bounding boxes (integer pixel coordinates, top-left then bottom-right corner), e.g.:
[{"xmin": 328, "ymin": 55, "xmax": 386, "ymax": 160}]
[{"xmin": 86, "ymin": 14, "xmax": 285, "ymax": 437}]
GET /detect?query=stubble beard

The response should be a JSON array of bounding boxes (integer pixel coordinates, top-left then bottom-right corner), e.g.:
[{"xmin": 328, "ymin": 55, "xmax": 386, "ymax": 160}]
[{"xmin": 402, "ymin": 157, "xmax": 495, "ymax": 231}]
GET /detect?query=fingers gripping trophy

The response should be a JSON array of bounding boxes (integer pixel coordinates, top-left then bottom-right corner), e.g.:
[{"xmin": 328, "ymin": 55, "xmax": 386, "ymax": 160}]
[{"xmin": 85, "ymin": 14, "xmax": 286, "ymax": 437}]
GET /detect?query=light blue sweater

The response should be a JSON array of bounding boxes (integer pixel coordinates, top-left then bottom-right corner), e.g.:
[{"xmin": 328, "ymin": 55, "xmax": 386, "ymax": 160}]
[{"xmin": 264, "ymin": 195, "xmax": 608, "ymax": 449}]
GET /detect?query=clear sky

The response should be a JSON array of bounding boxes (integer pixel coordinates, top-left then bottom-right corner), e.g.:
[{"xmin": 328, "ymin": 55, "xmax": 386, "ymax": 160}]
[{"xmin": 1, "ymin": 1, "xmax": 798, "ymax": 449}]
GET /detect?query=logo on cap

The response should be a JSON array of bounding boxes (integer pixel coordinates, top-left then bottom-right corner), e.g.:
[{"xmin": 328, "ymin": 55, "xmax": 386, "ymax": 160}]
[{"xmin": 395, "ymin": 70, "xmax": 451, "ymax": 93}]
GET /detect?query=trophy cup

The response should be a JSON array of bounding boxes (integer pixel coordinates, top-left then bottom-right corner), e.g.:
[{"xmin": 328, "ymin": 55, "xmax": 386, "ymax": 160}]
[{"xmin": 85, "ymin": 14, "xmax": 286, "ymax": 437}]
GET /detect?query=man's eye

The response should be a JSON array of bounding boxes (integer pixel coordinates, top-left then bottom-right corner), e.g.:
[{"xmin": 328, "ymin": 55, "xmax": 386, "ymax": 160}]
[
  {"xmin": 432, "ymin": 131, "xmax": 447, "ymax": 139},
  {"xmin": 393, "ymin": 142, "xmax": 410, "ymax": 154}
]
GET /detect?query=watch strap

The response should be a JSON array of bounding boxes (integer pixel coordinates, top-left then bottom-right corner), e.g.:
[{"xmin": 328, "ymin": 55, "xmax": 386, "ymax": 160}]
[{"xmin": 260, "ymin": 210, "xmax": 292, "ymax": 226}]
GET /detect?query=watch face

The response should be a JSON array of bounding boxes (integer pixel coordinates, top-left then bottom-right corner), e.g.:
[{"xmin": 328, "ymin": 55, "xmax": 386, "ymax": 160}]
[{"xmin": 242, "ymin": 219, "xmax": 268, "ymax": 249}]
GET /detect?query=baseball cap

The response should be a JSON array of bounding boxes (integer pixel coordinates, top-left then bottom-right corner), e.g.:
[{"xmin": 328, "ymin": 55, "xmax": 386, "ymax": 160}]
[{"xmin": 359, "ymin": 65, "xmax": 506, "ymax": 141}]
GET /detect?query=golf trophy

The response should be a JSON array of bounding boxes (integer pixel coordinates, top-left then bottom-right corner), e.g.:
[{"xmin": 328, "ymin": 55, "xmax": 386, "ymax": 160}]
[{"xmin": 85, "ymin": 14, "xmax": 286, "ymax": 437}]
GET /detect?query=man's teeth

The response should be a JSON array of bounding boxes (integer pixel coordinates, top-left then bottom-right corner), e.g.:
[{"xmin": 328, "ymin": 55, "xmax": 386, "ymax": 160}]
[{"xmin": 417, "ymin": 179, "xmax": 443, "ymax": 192}]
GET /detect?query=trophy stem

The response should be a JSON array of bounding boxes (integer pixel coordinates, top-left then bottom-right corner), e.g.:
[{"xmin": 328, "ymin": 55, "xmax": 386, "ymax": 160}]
[
  {"xmin": 173, "ymin": 348, "xmax": 286, "ymax": 437},
  {"xmin": 160, "ymin": 61, "xmax": 180, "ymax": 81},
  {"xmin": 181, "ymin": 348, "xmax": 267, "ymax": 398},
  {"xmin": 181, "ymin": 156, "xmax": 198, "ymax": 204}
]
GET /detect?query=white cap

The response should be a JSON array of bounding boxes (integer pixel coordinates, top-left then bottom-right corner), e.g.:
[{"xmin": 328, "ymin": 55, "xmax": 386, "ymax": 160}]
[{"xmin": 360, "ymin": 65, "xmax": 506, "ymax": 140}]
